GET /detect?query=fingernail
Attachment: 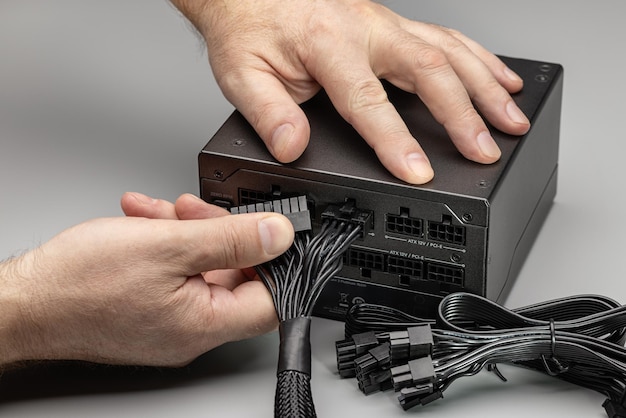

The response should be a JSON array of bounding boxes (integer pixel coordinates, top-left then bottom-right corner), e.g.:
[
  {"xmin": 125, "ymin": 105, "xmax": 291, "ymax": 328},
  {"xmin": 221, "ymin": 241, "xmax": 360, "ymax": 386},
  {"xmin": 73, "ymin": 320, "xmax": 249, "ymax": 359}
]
[
  {"xmin": 406, "ymin": 153, "xmax": 434, "ymax": 184},
  {"xmin": 271, "ymin": 123, "xmax": 295, "ymax": 158},
  {"xmin": 476, "ymin": 131, "xmax": 501, "ymax": 160},
  {"xmin": 258, "ymin": 216, "xmax": 292, "ymax": 256},
  {"xmin": 506, "ymin": 101, "xmax": 529, "ymax": 125},
  {"xmin": 504, "ymin": 66, "xmax": 523, "ymax": 83}
]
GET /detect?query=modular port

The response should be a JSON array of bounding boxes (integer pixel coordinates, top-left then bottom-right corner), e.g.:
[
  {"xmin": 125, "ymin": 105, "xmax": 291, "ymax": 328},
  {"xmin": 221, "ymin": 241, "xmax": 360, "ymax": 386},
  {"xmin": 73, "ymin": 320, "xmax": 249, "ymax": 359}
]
[
  {"xmin": 427, "ymin": 215, "xmax": 466, "ymax": 245},
  {"xmin": 426, "ymin": 263, "xmax": 464, "ymax": 286},
  {"xmin": 239, "ymin": 188, "xmax": 267, "ymax": 206},
  {"xmin": 385, "ymin": 207, "xmax": 423, "ymax": 237},
  {"xmin": 388, "ymin": 255, "xmax": 424, "ymax": 279},
  {"xmin": 344, "ymin": 248, "xmax": 385, "ymax": 271}
]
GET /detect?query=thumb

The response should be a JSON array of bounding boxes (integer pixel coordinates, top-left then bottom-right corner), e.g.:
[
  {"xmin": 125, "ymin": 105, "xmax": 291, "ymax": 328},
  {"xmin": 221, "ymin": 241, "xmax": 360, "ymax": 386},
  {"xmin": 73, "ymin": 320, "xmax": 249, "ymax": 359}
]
[{"xmin": 175, "ymin": 212, "xmax": 295, "ymax": 274}]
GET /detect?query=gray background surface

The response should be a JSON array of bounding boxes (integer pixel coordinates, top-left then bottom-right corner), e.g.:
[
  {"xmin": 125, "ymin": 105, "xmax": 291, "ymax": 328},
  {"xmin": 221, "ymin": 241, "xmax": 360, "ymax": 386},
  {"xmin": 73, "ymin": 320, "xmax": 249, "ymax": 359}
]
[{"xmin": 1, "ymin": 1, "xmax": 625, "ymax": 417}]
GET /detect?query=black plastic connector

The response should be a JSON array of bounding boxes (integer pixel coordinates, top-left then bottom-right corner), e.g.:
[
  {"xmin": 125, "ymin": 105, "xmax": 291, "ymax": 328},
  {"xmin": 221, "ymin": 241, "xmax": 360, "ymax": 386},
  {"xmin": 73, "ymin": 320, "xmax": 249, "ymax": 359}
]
[
  {"xmin": 391, "ymin": 356, "xmax": 436, "ymax": 391},
  {"xmin": 388, "ymin": 324, "xmax": 434, "ymax": 363},
  {"xmin": 335, "ymin": 331, "xmax": 380, "ymax": 378},
  {"xmin": 603, "ymin": 399, "xmax": 626, "ymax": 418},
  {"xmin": 398, "ymin": 385, "xmax": 442, "ymax": 410},
  {"xmin": 359, "ymin": 368, "xmax": 393, "ymax": 395},
  {"xmin": 354, "ymin": 342, "xmax": 392, "ymax": 394},
  {"xmin": 321, "ymin": 200, "xmax": 373, "ymax": 236},
  {"xmin": 355, "ymin": 342, "xmax": 391, "ymax": 377},
  {"xmin": 230, "ymin": 195, "xmax": 312, "ymax": 232}
]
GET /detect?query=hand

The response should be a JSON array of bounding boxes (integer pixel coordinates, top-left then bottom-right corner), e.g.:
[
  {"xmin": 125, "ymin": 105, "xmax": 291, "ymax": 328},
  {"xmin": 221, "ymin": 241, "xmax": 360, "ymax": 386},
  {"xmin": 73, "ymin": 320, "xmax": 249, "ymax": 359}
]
[
  {"xmin": 170, "ymin": 0, "xmax": 530, "ymax": 184},
  {"xmin": 0, "ymin": 193, "xmax": 293, "ymax": 367}
]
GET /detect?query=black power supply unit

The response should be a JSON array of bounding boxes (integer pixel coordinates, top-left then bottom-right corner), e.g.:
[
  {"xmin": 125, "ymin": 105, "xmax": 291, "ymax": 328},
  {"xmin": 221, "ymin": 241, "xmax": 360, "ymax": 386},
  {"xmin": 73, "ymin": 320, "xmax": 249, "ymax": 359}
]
[{"xmin": 198, "ymin": 56, "xmax": 563, "ymax": 321}]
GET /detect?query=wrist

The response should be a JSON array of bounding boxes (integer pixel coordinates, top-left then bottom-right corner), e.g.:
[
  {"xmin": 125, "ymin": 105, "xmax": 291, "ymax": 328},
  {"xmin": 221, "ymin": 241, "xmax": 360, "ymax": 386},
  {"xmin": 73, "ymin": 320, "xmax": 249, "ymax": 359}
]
[
  {"xmin": 0, "ymin": 255, "xmax": 34, "ymax": 367},
  {"xmin": 169, "ymin": 0, "xmax": 234, "ymax": 39},
  {"xmin": 169, "ymin": 0, "xmax": 212, "ymax": 23}
]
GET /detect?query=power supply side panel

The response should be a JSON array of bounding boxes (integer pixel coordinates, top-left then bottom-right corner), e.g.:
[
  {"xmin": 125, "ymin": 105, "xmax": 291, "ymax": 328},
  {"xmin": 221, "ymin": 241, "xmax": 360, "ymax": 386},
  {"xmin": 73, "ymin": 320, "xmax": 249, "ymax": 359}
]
[{"xmin": 486, "ymin": 65, "xmax": 563, "ymax": 303}]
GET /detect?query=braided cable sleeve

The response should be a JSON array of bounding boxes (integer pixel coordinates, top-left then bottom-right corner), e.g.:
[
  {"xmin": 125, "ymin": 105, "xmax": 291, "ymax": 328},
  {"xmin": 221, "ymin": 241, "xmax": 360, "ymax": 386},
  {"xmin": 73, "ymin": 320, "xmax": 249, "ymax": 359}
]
[
  {"xmin": 274, "ymin": 317, "xmax": 316, "ymax": 418},
  {"xmin": 275, "ymin": 370, "xmax": 317, "ymax": 418}
]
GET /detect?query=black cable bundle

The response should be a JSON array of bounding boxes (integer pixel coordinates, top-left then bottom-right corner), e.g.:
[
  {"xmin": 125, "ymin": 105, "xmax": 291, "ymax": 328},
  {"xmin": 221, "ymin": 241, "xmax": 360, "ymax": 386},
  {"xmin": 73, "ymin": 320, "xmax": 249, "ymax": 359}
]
[
  {"xmin": 336, "ymin": 292, "xmax": 626, "ymax": 417},
  {"xmin": 233, "ymin": 197, "xmax": 367, "ymax": 417}
]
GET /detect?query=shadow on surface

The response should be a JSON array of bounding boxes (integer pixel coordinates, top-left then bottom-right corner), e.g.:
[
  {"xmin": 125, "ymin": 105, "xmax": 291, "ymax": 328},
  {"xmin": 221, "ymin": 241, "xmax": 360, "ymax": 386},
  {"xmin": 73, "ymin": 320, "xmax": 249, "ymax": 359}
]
[{"xmin": 0, "ymin": 333, "xmax": 277, "ymax": 403}]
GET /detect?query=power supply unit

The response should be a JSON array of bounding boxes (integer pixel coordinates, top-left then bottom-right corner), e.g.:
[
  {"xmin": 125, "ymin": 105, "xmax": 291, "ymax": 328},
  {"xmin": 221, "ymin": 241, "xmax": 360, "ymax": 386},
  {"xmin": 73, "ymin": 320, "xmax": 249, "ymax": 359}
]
[{"xmin": 198, "ymin": 56, "xmax": 563, "ymax": 320}]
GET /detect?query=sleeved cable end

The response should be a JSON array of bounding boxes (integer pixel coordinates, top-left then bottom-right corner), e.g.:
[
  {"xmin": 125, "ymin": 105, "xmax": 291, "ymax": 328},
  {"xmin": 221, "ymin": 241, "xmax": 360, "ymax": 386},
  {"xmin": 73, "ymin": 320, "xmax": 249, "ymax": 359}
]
[
  {"xmin": 321, "ymin": 200, "xmax": 372, "ymax": 236},
  {"xmin": 231, "ymin": 195, "xmax": 312, "ymax": 232}
]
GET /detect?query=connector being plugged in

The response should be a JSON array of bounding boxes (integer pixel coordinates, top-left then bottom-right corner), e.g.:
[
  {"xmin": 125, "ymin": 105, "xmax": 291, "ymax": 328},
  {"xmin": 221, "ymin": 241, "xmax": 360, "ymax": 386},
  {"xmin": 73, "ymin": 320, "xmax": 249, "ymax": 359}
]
[
  {"xmin": 321, "ymin": 199, "xmax": 373, "ymax": 237},
  {"xmin": 230, "ymin": 195, "xmax": 312, "ymax": 232}
]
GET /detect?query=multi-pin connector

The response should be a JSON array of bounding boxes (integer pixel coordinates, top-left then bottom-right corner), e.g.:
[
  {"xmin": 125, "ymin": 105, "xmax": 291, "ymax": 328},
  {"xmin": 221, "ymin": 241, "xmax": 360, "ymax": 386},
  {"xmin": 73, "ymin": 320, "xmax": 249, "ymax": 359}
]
[{"xmin": 230, "ymin": 195, "xmax": 312, "ymax": 232}]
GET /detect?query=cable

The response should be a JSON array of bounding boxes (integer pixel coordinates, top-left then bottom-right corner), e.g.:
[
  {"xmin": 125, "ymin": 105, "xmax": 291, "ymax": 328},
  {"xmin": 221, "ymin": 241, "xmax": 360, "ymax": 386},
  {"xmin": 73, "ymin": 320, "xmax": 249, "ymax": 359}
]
[
  {"xmin": 336, "ymin": 292, "xmax": 626, "ymax": 417},
  {"xmin": 233, "ymin": 196, "xmax": 369, "ymax": 418}
]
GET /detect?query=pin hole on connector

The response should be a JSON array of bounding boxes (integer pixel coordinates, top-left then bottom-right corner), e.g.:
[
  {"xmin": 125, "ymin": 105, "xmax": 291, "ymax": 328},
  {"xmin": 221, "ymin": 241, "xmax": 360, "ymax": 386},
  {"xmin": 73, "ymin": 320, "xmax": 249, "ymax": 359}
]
[{"xmin": 321, "ymin": 198, "xmax": 373, "ymax": 238}]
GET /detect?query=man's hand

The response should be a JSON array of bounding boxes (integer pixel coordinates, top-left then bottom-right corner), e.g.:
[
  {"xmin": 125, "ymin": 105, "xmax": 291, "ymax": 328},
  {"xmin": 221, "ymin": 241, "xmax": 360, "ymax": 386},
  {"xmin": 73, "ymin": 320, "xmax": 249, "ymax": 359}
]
[
  {"xmin": 0, "ymin": 193, "xmax": 292, "ymax": 367},
  {"xmin": 171, "ymin": 0, "xmax": 530, "ymax": 184}
]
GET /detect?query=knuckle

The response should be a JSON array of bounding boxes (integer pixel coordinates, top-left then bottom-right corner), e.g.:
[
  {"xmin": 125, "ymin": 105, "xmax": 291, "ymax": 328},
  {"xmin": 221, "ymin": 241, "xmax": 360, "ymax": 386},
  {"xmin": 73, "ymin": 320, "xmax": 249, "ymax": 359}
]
[
  {"xmin": 214, "ymin": 221, "xmax": 253, "ymax": 267},
  {"xmin": 411, "ymin": 45, "xmax": 450, "ymax": 76},
  {"xmin": 440, "ymin": 26, "xmax": 465, "ymax": 40},
  {"xmin": 248, "ymin": 100, "xmax": 278, "ymax": 133},
  {"xmin": 472, "ymin": 78, "xmax": 508, "ymax": 104},
  {"xmin": 345, "ymin": 79, "xmax": 389, "ymax": 122},
  {"xmin": 443, "ymin": 101, "xmax": 479, "ymax": 127}
]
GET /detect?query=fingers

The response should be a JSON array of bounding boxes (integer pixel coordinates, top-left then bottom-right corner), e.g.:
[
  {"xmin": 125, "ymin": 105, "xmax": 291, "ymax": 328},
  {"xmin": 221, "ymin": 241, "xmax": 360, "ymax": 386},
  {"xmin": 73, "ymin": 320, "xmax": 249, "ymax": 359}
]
[
  {"xmin": 121, "ymin": 192, "xmax": 178, "ymax": 219},
  {"xmin": 444, "ymin": 28, "xmax": 524, "ymax": 94},
  {"xmin": 374, "ymin": 33, "xmax": 503, "ymax": 164},
  {"xmin": 121, "ymin": 192, "xmax": 230, "ymax": 221},
  {"xmin": 174, "ymin": 193, "xmax": 230, "ymax": 220},
  {"xmin": 173, "ymin": 212, "xmax": 294, "ymax": 274},
  {"xmin": 320, "ymin": 68, "xmax": 436, "ymax": 184},
  {"xmin": 217, "ymin": 68, "xmax": 313, "ymax": 163},
  {"xmin": 402, "ymin": 22, "xmax": 530, "ymax": 136},
  {"xmin": 121, "ymin": 192, "xmax": 293, "ymax": 277},
  {"xmin": 205, "ymin": 280, "xmax": 278, "ymax": 344},
  {"xmin": 122, "ymin": 192, "xmax": 294, "ymax": 272},
  {"xmin": 320, "ymin": 21, "xmax": 532, "ymax": 174}
]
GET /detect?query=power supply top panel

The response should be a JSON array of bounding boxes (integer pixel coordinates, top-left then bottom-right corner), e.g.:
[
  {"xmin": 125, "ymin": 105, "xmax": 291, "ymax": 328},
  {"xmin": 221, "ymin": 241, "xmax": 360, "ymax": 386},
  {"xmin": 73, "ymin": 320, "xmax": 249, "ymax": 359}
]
[{"xmin": 201, "ymin": 56, "xmax": 562, "ymax": 199}]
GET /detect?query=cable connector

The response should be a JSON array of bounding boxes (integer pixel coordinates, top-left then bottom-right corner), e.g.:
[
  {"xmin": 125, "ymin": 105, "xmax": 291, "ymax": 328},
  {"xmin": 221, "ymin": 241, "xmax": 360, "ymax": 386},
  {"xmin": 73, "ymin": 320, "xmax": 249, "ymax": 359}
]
[
  {"xmin": 388, "ymin": 324, "xmax": 434, "ymax": 363},
  {"xmin": 398, "ymin": 385, "xmax": 442, "ymax": 410},
  {"xmin": 391, "ymin": 356, "xmax": 436, "ymax": 391},
  {"xmin": 321, "ymin": 199, "xmax": 372, "ymax": 236},
  {"xmin": 354, "ymin": 342, "xmax": 392, "ymax": 394},
  {"xmin": 231, "ymin": 195, "xmax": 312, "ymax": 232},
  {"xmin": 359, "ymin": 368, "xmax": 393, "ymax": 395},
  {"xmin": 336, "ymin": 331, "xmax": 380, "ymax": 378},
  {"xmin": 603, "ymin": 399, "xmax": 626, "ymax": 418}
]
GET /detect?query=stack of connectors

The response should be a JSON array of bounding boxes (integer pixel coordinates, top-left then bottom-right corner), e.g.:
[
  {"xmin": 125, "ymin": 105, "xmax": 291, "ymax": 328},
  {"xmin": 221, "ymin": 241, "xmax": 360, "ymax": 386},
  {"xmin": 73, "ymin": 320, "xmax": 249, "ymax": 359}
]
[
  {"xmin": 233, "ymin": 196, "xmax": 372, "ymax": 418},
  {"xmin": 336, "ymin": 326, "xmax": 434, "ymax": 395},
  {"xmin": 335, "ymin": 293, "xmax": 626, "ymax": 417}
]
